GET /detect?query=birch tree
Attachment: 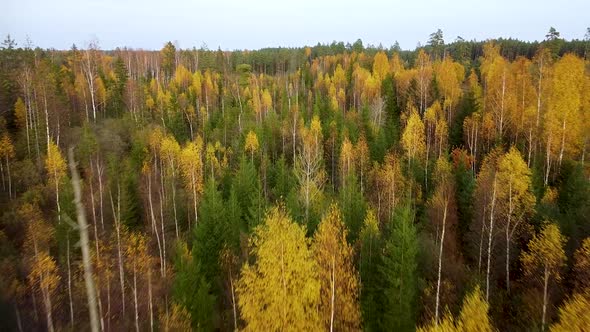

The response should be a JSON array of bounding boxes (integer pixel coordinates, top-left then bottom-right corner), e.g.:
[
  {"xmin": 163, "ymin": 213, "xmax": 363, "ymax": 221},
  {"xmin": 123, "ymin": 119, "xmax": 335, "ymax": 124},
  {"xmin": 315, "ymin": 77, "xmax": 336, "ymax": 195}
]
[
  {"xmin": 312, "ymin": 204, "xmax": 361, "ymax": 331},
  {"xmin": 521, "ymin": 223, "xmax": 566, "ymax": 331}
]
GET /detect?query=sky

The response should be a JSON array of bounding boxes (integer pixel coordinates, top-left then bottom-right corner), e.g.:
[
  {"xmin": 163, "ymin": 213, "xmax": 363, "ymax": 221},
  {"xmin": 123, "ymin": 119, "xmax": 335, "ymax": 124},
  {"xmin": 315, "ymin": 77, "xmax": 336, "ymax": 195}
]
[{"xmin": 2, "ymin": 0, "xmax": 589, "ymax": 51}]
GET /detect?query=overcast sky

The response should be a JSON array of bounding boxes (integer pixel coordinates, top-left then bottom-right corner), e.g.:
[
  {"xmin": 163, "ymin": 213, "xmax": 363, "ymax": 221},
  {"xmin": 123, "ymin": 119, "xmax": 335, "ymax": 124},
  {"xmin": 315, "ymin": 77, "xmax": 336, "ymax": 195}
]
[{"xmin": 2, "ymin": 0, "xmax": 589, "ymax": 50}]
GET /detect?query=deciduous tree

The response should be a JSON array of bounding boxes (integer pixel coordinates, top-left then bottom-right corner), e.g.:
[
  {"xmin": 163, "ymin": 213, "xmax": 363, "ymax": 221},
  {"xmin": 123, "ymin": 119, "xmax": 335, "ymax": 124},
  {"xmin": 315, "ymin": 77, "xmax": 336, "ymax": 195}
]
[
  {"xmin": 521, "ymin": 223, "xmax": 567, "ymax": 330},
  {"xmin": 312, "ymin": 204, "xmax": 361, "ymax": 331},
  {"xmin": 237, "ymin": 206, "xmax": 321, "ymax": 331}
]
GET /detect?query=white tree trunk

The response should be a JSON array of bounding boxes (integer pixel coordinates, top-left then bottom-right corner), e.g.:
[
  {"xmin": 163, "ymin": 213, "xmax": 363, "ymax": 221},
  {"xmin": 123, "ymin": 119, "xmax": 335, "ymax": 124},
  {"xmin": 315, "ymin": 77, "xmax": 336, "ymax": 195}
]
[
  {"xmin": 486, "ymin": 176, "xmax": 497, "ymax": 302},
  {"xmin": 435, "ymin": 200, "xmax": 448, "ymax": 324},
  {"xmin": 68, "ymin": 147, "xmax": 100, "ymax": 332}
]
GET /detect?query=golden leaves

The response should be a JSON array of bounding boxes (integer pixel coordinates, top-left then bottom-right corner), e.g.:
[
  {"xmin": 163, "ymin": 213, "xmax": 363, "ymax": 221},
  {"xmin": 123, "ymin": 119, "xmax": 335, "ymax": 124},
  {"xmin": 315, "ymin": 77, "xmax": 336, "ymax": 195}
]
[
  {"xmin": 244, "ymin": 131, "xmax": 259, "ymax": 158},
  {"xmin": 521, "ymin": 223, "xmax": 567, "ymax": 281},
  {"xmin": 402, "ymin": 108, "xmax": 426, "ymax": 162},
  {"xmin": 313, "ymin": 204, "xmax": 361, "ymax": 331},
  {"xmin": 237, "ymin": 206, "xmax": 321, "ymax": 331},
  {"xmin": 45, "ymin": 139, "xmax": 67, "ymax": 184}
]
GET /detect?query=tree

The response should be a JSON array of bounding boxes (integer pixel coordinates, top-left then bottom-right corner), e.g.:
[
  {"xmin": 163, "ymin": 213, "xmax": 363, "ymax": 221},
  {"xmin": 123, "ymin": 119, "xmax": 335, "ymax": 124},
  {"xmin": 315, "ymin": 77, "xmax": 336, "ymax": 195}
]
[
  {"xmin": 161, "ymin": 41, "xmax": 177, "ymax": 81},
  {"xmin": 124, "ymin": 232, "xmax": 157, "ymax": 332},
  {"xmin": 480, "ymin": 42, "xmax": 514, "ymax": 139},
  {"xmin": 244, "ymin": 130, "xmax": 259, "ymax": 163},
  {"xmin": 373, "ymin": 51, "xmax": 389, "ymax": 82},
  {"xmin": 573, "ymin": 237, "xmax": 590, "ymax": 292},
  {"xmin": 380, "ymin": 205, "xmax": 419, "ymax": 331},
  {"xmin": 179, "ymin": 137, "xmax": 204, "ymax": 227},
  {"xmin": 355, "ymin": 135, "xmax": 370, "ymax": 193},
  {"xmin": 0, "ymin": 133, "xmax": 15, "ymax": 199},
  {"xmin": 435, "ymin": 56, "xmax": 464, "ymax": 124},
  {"xmin": 550, "ymin": 293, "xmax": 590, "ymax": 332},
  {"xmin": 237, "ymin": 206, "xmax": 321, "ymax": 331},
  {"xmin": 430, "ymin": 157, "xmax": 454, "ymax": 324},
  {"xmin": 428, "ymin": 29, "xmax": 445, "ymax": 60},
  {"xmin": 521, "ymin": 223, "xmax": 567, "ymax": 330},
  {"xmin": 339, "ymin": 136, "xmax": 354, "ymax": 188},
  {"xmin": 370, "ymin": 152, "xmax": 406, "ymax": 222},
  {"xmin": 28, "ymin": 252, "xmax": 60, "ymax": 332},
  {"xmin": 545, "ymin": 27, "xmax": 560, "ymax": 41},
  {"xmin": 312, "ymin": 204, "xmax": 361, "ymax": 331},
  {"xmin": 68, "ymin": 147, "xmax": 99, "ymax": 332},
  {"xmin": 194, "ymin": 179, "xmax": 225, "ymax": 285},
  {"xmin": 472, "ymin": 149, "xmax": 501, "ymax": 301},
  {"xmin": 544, "ymin": 54, "xmax": 584, "ymax": 181},
  {"xmin": 45, "ymin": 139, "xmax": 67, "ymax": 223},
  {"xmin": 159, "ymin": 303, "xmax": 192, "ymax": 332},
  {"xmin": 13, "ymin": 97, "xmax": 26, "ymax": 129},
  {"xmin": 359, "ymin": 209, "xmax": 382, "ymax": 331},
  {"xmin": 455, "ymin": 286, "xmax": 494, "ymax": 332},
  {"xmin": 496, "ymin": 147, "xmax": 535, "ymax": 292},
  {"xmin": 160, "ymin": 134, "xmax": 181, "ymax": 238},
  {"xmin": 294, "ymin": 115, "xmax": 325, "ymax": 224},
  {"xmin": 418, "ymin": 286, "xmax": 494, "ymax": 332},
  {"xmin": 415, "ymin": 50, "xmax": 433, "ymax": 113},
  {"xmin": 82, "ymin": 41, "xmax": 101, "ymax": 121},
  {"xmin": 339, "ymin": 174, "xmax": 367, "ymax": 243},
  {"xmin": 20, "ymin": 202, "xmax": 58, "ymax": 332},
  {"xmin": 402, "ymin": 108, "xmax": 426, "ymax": 167},
  {"xmin": 172, "ymin": 242, "xmax": 215, "ymax": 331}
]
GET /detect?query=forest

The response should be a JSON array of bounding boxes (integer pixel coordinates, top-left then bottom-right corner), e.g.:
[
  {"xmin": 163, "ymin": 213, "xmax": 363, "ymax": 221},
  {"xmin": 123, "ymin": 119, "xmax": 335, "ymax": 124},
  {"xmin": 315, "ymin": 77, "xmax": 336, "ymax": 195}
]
[{"xmin": 0, "ymin": 28, "xmax": 589, "ymax": 331}]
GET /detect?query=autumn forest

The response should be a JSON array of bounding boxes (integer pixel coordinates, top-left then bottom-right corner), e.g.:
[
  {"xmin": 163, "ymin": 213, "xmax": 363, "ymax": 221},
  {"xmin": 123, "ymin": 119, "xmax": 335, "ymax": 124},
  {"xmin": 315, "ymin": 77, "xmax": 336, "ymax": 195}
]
[{"xmin": 0, "ymin": 29, "xmax": 590, "ymax": 331}]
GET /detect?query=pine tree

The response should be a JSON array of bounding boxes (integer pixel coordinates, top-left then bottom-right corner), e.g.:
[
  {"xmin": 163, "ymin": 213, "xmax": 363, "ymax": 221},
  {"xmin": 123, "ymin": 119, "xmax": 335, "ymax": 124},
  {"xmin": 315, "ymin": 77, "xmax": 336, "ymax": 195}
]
[
  {"xmin": 194, "ymin": 179, "xmax": 226, "ymax": 285},
  {"xmin": 172, "ymin": 242, "xmax": 215, "ymax": 331},
  {"xmin": 380, "ymin": 205, "xmax": 419, "ymax": 331}
]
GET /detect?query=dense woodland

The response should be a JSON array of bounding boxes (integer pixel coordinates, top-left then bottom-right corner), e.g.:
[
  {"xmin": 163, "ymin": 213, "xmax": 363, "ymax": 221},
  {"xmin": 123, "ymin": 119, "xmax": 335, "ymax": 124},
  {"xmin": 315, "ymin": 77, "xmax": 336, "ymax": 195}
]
[{"xmin": 0, "ymin": 29, "xmax": 590, "ymax": 331}]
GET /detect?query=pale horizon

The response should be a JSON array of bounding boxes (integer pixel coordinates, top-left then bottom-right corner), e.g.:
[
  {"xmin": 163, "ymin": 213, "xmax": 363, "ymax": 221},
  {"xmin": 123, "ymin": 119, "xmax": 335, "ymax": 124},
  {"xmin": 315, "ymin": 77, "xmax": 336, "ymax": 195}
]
[{"xmin": 2, "ymin": 0, "xmax": 589, "ymax": 51}]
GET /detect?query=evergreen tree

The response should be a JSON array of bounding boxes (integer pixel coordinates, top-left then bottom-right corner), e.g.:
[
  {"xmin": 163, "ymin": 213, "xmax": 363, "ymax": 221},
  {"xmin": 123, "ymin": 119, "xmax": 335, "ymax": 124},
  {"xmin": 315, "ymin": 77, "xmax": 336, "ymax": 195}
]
[
  {"xmin": 194, "ymin": 178, "xmax": 226, "ymax": 284},
  {"xmin": 234, "ymin": 156, "xmax": 262, "ymax": 232},
  {"xmin": 380, "ymin": 205, "xmax": 419, "ymax": 331},
  {"xmin": 339, "ymin": 174, "xmax": 367, "ymax": 243},
  {"xmin": 172, "ymin": 242, "xmax": 215, "ymax": 331}
]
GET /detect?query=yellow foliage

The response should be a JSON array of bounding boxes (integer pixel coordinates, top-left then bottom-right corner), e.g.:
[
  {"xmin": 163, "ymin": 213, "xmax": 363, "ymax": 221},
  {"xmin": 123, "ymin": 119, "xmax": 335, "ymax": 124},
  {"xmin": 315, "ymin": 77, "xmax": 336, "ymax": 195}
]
[
  {"xmin": 45, "ymin": 139, "xmax": 67, "ymax": 184},
  {"xmin": 179, "ymin": 137, "xmax": 204, "ymax": 197},
  {"xmin": 28, "ymin": 251, "xmax": 60, "ymax": 296},
  {"xmin": 160, "ymin": 303, "xmax": 192, "ymax": 332},
  {"xmin": 339, "ymin": 136, "xmax": 354, "ymax": 182},
  {"xmin": 244, "ymin": 130, "xmax": 259, "ymax": 157},
  {"xmin": 14, "ymin": 97, "xmax": 26, "ymax": 130},
  {"xmin": 545, "ymin": 54, "xmax": 585, "ymax": 161},
  {"xmin": 0, "ymin": 133, "xmax": 15, "ymax": 160},
  {"xmin": 573, "ymin": 237, "xmax": 590, "ymax": 292},
  {"xmin": 550, "ymin": 293, "xmax": 590, "ymax": 332},
  {"xmin": 402, "ymin": 108, "xmax": 426, "ymax": 162},
  {"xmin": 160, "ymin": 135, "xmax": 180, "ymax": 165},
  {"xmin": 261, "ymin": 88, "xmax": 273, "ymax": 113},
  {"xmin": 497, "ymin": 147, "xmax": 535, "ymax": 222},
  {"xmin": 237, "ymin": 206, "xmax": 321, "ymax": 331},
  {"xmin": 373, "ymin": 51, "xmax": 389, "ymax": 81},
  {"xmin": 417, "ymin": 286, "xmax": 494, "ymax": 332},
  {"xmin": 312, "ymin": 204, "xmax": 361, "ymax": 330},
  {"xmin": 456, "ymin": 286, "xmax": 494, "ymax": 332},
  {"xmin": 521, "ymin": 223, "xmax": 567, "ymax": 281}
]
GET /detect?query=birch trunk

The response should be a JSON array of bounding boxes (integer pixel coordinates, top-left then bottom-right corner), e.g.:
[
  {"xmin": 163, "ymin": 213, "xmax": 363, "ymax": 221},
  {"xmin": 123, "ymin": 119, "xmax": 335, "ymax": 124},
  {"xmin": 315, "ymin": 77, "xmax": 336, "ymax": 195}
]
[
  {"xmin": 435, "ymin": 200, "xmax": 448, "ymax": 324},
  {"xmin": 486, "ymin": 176, "xmax": 497, "ymax": 302},
  {"xmin": 68, "ymin": 147, "xmax": 99, "ymax": 332}
]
